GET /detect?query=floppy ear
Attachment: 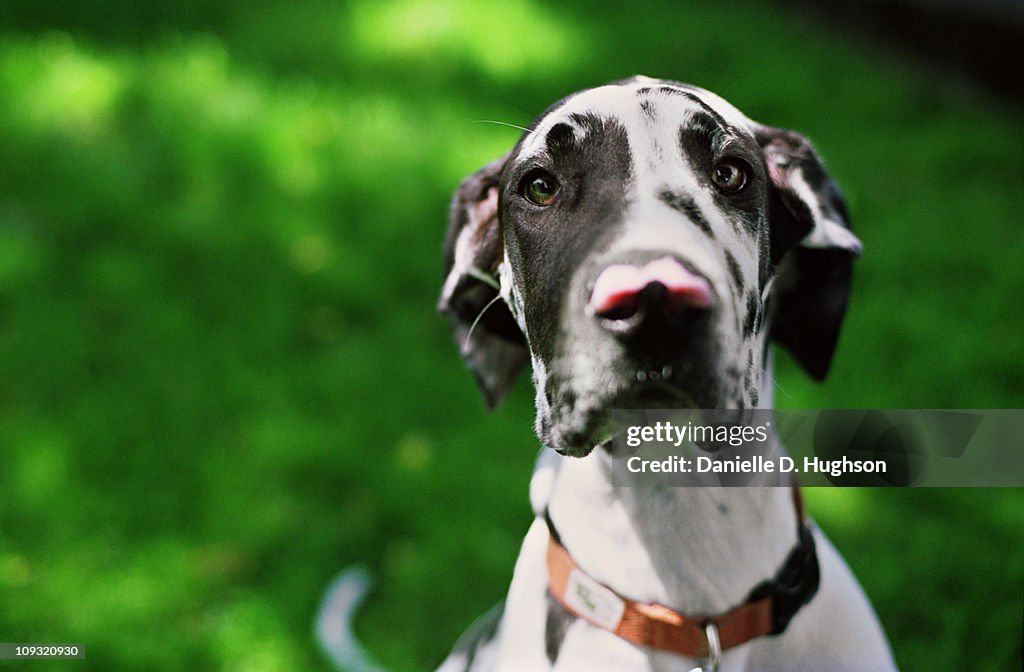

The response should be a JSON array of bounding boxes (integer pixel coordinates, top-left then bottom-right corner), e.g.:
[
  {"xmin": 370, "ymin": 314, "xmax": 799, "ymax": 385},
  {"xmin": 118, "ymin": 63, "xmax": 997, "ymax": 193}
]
[
  {"xmin": 755, "ymin": 126, "xmax": 863, "ymax": 381},
  {"xmin": 439, "ymin": 155, "xmax": 528, "ymax": 408}
]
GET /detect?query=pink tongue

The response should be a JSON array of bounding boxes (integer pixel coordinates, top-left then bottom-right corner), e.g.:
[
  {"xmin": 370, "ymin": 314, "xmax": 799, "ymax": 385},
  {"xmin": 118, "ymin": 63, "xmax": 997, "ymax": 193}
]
[{"xmin": 590, "ymin": 257, "xmax": 712, "ymax": 315}]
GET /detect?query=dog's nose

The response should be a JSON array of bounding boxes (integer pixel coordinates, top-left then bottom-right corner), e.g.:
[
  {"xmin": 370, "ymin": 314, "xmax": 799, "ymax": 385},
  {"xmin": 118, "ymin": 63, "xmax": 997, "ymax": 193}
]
[{"xmin": 589, "ymin": 257, "xmax": 712, "ymax": 340}]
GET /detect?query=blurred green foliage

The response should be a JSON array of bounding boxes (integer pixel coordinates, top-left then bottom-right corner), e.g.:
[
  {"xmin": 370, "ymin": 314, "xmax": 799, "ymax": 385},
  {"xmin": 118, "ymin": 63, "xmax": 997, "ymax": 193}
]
[{"xmin": 0, "ymin": 1, "xmax": 1020, "ymax": 670}]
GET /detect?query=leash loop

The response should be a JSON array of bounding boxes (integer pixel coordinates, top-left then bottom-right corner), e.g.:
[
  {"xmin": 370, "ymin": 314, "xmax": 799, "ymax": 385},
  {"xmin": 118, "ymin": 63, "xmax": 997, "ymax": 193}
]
[{"xmin": 688, "ymin": 621, "xmax": 721, "ymax": 672}]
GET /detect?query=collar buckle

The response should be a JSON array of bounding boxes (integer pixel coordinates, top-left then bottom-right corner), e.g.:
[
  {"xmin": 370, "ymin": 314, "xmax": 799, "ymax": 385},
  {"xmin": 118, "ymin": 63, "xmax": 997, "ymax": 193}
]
[{"xmin": 688, "ymin": 621, "xmax": 721, "ymax": 672}]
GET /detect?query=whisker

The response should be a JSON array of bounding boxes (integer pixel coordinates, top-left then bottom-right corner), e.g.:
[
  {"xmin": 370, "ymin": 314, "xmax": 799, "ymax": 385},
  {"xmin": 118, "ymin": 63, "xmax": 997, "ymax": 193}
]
[
  {"xmin": 472, "ymin": 119, "xmax": 534, "ymax": 134},
  {"xmin": 770, "ymin": 373, "xmax": 792, "ymax": 400},
  {"xmin": 464, "ymin": 293, "xmax": 504, "ymax": 349}
]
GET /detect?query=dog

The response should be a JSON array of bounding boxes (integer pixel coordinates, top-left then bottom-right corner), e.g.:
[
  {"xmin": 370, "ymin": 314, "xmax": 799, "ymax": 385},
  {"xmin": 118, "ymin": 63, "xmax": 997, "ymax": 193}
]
[{"xmin": 432, "ymin": 77, "xmax": 897, "ymax": 672}]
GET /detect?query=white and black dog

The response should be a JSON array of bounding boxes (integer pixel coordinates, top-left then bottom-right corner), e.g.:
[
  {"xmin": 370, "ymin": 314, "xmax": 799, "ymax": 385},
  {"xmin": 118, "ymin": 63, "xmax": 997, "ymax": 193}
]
[{"xmin": 320, "ymin": 77, "xmax": 897, "ymax": 672}]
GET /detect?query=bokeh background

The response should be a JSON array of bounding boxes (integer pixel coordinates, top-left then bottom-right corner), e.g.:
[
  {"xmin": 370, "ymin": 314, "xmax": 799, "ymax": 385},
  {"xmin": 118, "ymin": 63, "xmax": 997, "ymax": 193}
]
[{"xmin": 0, "ymin": 1, "xmax": 1021, "ymax": 670}]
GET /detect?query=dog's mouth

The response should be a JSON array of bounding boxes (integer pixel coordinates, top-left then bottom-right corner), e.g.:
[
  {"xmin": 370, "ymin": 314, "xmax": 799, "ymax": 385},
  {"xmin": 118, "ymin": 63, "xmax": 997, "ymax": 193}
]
[{"xmin": 545, "ymin": 370, "xmax": 711, "ymax": 456}]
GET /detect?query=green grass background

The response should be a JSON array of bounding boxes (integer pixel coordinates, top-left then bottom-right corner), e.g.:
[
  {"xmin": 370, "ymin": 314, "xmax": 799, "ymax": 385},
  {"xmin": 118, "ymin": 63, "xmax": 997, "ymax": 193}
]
[{"xmin": 0, "ymin": 1, "xmax": 1021, "ymax": 670}]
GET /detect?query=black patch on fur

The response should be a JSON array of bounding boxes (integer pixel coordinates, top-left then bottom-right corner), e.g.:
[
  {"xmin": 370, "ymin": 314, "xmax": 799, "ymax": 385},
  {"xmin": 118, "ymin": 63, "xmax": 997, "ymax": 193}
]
[
  {"xmin": 677, "ymin": 115, "xmax": 765, "ymax": 237},
  {"xmin": 546, "ymin": 122, "xmax": 577, "ymax": 154},
  {"xmin": 502, "ymin": 114, "xmax": 633, "ymax": 365},
  {"xmin": 545, "ymin": 592, "xmax": 574, "ymax": 664},
  {"xmin": 639, "ymin": 98, "xmax": 655, "ymax": 121},
  {"xmin": 446, "ymin": 600, "xmax": 506, "ymax": 670},
  {"xmin": 746, "ymin": 348, "xmax": 759, "ymax": 404},
  {"xmin": 724, "ymin": 250, "xmax": 744, "ymax": 294},
  {"xmin": 658, "ymin": 189, "xmax": 714, "ymax": 238},
  {"xmin": 569, "ymin": 112, "xmax": 606, "ymax": 135},
  {"xmin": 677, "ymin": 114, "xmax": 718, "ymax": 179},
  {"xmin": 743, "ymin": 293, "xmax": 760, "ymax": 338}
]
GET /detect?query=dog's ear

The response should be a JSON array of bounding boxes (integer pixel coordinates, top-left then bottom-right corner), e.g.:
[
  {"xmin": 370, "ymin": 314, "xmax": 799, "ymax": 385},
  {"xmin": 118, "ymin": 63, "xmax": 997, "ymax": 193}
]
[
  {"xmin": 439, "ymin": 154, "xmax": 528, "ymax": 408},
  {"xmin": 755, "ymin": 125, "xmax": 863, "ymax": 381}
]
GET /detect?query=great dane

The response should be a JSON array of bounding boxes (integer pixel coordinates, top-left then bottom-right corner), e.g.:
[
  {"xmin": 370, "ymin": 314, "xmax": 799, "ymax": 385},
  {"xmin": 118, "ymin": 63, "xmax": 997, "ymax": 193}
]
[{"xmin": 429, "ymin": 77, "xmax": 896, "ymax": 672}]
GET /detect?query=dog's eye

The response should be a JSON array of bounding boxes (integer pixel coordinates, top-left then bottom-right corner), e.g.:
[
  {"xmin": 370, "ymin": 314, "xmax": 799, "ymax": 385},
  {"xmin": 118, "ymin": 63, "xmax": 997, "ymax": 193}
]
[
  {"xmin": 711, "ymin": 159, "xmax": 749, "ymax": 194},
  {"xmin": 520, "ymin": 169, "xmax": 560, "ymax": 206}
]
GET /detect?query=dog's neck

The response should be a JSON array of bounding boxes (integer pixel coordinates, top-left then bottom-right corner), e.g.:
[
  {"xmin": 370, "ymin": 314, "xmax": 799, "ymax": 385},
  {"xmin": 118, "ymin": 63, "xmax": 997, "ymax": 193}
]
[
  {"xmin": 536, "ymin": 441, "xmax": 799, "ymax": 618},
  {"xmin": 533, "ymin": 355, "xmax": 799, "ymax": 618}
]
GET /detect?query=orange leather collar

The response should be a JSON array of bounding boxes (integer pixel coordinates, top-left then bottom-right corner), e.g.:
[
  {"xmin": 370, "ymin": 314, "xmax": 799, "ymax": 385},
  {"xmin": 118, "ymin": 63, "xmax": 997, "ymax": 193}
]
[{"xmin": 545, "ymin": 487, "xmax": 817, "ymax": 659}]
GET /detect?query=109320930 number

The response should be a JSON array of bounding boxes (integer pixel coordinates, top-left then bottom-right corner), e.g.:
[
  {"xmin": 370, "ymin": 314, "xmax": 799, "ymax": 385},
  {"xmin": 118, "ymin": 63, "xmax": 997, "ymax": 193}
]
[{"xmin": 0, "ymin": 643, "xmax": 85, "ymax": 659}]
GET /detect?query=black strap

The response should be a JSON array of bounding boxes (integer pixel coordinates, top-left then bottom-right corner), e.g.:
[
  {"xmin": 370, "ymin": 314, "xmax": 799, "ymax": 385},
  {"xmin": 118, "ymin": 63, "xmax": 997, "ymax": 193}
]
[
  {"xmin": 543, "ymin": 508, "xmax": 563, "ymax": 546},
  {"xmin": 746, "ymin": 522, "xmax": 820, "ymax": 635}
]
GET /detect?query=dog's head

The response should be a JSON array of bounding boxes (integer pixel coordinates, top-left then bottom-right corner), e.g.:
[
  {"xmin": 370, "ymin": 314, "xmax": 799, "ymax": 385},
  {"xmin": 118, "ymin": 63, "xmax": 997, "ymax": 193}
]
[{"xmin": 440, "ymin": 77, "xmax": 861, "ymax": 456}]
